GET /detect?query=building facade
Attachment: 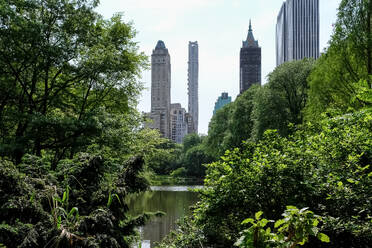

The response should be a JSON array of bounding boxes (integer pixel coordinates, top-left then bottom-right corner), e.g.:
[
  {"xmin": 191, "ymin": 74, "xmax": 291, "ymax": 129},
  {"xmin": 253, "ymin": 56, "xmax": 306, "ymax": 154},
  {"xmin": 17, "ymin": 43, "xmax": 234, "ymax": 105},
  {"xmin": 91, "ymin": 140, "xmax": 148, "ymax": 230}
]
[
  {"xmin": 170, "ymin": 103, "xmax": 188, "ymax": 144},
  {"xmin": 150, "ymin": 40, "xmax": 171, "ymax": 138},
  {"xmin": 276, "ymin": 0, "xmax": 319, "ymax": 65},
  {"xmin": 188, "ymin": 41, "xmax": 199, "ymax": 133},
  {"xmin": 240, "ymin": 21, "xmax": 261, "ymax": 94},
  {"xmin": 213, "ymin": 92, "xmax": 232, "ymax": 115}
]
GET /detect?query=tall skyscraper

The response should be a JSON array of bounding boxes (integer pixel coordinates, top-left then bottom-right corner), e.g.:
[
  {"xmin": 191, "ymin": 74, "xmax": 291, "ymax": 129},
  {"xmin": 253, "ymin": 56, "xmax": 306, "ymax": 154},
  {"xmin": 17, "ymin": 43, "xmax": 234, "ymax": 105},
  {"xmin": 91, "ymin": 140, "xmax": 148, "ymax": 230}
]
[
  {"xmin": 240, "ymin": 20, "xmax": 261, "ymax": 94},
  {"xmin": 213, "ymin": 92, "xmax": 232, "ymax": 115},
  {"xmin": 188, "ymin": 41, "xmax": 199, "ymax": 133},
  {"xmin": 150, "ymin": 40, "xmax": 171, "ymax": 138},
  {"xmin": 276, "ymin": 0, "xmax": 319, "ymax": 66}
]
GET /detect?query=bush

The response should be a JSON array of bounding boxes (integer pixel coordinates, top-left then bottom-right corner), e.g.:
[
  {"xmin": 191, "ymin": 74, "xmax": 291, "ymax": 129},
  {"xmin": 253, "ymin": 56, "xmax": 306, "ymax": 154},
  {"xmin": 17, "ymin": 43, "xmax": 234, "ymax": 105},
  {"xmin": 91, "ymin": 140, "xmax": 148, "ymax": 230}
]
[
  {"xmin": 158, "ymin": 110, "xmax": 372, "ymax": 247},
  {"xmin": 0, "ymin": 154, "xmax": 153, "ymax": 247}
]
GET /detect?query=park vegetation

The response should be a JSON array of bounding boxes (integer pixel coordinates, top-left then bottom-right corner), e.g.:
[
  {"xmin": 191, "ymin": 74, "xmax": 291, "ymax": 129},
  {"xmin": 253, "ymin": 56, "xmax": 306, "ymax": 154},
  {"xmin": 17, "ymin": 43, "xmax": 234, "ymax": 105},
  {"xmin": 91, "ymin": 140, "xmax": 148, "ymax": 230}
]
[
  {"xmin": 157, "ymin": 0, "xmax": 372, "ymax": 247},
  {"xmin": 0, "ymin": 0, "xmax": 371, "ymax": 247},
  {"xmin": 0, "ymin": 0, "xmax": 163, "ymax": 247}
]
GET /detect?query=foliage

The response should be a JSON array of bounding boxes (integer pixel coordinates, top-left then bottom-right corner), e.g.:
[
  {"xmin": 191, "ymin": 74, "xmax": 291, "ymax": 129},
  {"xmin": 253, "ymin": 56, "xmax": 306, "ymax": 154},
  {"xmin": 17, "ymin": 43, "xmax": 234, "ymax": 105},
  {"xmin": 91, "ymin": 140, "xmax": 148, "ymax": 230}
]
[
  {"xmin": 235, "ymin": 207, "xmax": 330, "ymax": 248},
  {"xmin": 252, "ymin": 59, "xmax": 314, "ymax": 140},
  {"xmin": 0, "ymin": 0, "xmax": 147, "ymax": 164},
  {"xmin": 205, "ymin": 103, "xmax": 232, "ymax": 158},
  {"xmin": 175, "ymin": 133, "xmax": 213, "ymax": 178},
  {"xmin": 170, "ymin": 167, "xmax": 187, "ymax": 177},
  {"xmin": 142, "ymin": 130, "xmax": 182, "ymax": 175},
  {"xmin": 205, "ymin": 86, "xmax": 259, "ymax": 158},
  {"xmin": 0, "ymin": 154, "xmax": 154, "ymax": 247},
  {"xmin": 161, "ymin": 110, "xmax": 372, "ymax": 247},
  {"xmin": 305, "ymin": 0, "xmax": 372, "ymax": 120},
  {"xmin": 206, "ymin": 59, "xmax": 313, "ymax": 157},
  {"xmin": 155, "ymin": 216, "xmax": 205, "ymax": 248}
]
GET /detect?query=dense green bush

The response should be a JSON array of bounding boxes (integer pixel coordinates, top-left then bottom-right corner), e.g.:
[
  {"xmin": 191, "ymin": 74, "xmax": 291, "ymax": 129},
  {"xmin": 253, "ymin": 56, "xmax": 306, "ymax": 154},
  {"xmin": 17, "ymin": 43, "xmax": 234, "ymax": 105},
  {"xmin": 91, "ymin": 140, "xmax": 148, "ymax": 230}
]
[
  {"xmin": 0, "ymin": 154, "xmax": 155, "ymax": 247},
  {"xmin": 158, "ymin": 110, "xmax": 372, "ymax": 247}
]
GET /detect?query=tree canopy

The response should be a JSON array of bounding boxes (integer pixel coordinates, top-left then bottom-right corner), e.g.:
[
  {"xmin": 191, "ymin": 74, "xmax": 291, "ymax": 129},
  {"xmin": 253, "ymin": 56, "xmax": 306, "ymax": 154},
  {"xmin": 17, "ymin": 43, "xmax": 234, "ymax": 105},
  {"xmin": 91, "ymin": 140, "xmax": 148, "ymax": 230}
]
[{"xmin": 0, "ymin": 0, "xmax": 147, "ymax": 165}]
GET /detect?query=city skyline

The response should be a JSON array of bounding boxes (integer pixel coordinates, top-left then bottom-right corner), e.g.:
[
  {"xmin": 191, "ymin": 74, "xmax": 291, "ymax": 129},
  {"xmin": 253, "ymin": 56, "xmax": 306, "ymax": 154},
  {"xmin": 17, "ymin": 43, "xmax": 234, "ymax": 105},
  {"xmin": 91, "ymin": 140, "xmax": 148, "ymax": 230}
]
[{"xmin": 97, "ymin": 0, "xmax": 341, "ymax": 134}]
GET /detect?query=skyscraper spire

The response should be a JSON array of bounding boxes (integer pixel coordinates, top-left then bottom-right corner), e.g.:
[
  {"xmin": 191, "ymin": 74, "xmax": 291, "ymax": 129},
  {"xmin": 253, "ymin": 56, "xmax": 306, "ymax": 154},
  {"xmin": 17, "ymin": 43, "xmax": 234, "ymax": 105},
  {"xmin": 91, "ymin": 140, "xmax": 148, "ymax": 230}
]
[
  {"xmin": 240, "ymin": 19, "xmax": 261, "ymax": 93},
  {"xmin": 243, "ymin": 19, "xmax": 259, "ymax": 48}
]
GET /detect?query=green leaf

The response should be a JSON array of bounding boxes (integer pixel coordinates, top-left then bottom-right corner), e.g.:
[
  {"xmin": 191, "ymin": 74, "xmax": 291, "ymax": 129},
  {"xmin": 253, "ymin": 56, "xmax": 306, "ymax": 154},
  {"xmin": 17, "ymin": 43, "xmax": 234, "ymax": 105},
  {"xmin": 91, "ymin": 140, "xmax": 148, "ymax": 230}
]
[
  {"xmin": 286, "ymin": 205, "xmax": 297, "ymax": 210},
  {"xmin": 318, "ymin": 233, "xmax": 330, "ymax": 243},
  {"xmin": 260, "ymin": 218, "xmax": 269, "ymax": 227},
  {"xmin": 346, "ymin": 178, "xmax": 355, "ymax": 184},
  {"xmin": 67, "ymin": 207, "xmax": 79, "ymax": 219},
  {"xmin": 242, "ymin": 218, "xmax": 254, "ymax": 225},
  {"xmin": 255, "ymin": 211, "xmax": 263, "ymax": 220},
  {"xmin": 62, "ymin": 192, "xmax": 67, "ymax": 203},
  {"xmin": 313, "ymin": 219, "xmax": 319, "ymax": 227},
  {"xmin": 107, "ymin": 192, "xmax": 113, "ymax": 207},
  {"xmin": 274, "ymin": 219, "xmax": 285, "ymax": 228}
]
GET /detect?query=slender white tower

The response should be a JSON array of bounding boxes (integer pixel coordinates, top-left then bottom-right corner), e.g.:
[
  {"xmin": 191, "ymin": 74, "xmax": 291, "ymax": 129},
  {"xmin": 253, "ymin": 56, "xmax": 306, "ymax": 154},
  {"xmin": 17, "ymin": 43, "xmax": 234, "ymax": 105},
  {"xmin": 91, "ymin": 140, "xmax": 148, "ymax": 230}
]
[{"xmin": 188, "ymin": 41, "xmax": 199, "ymax": 133}]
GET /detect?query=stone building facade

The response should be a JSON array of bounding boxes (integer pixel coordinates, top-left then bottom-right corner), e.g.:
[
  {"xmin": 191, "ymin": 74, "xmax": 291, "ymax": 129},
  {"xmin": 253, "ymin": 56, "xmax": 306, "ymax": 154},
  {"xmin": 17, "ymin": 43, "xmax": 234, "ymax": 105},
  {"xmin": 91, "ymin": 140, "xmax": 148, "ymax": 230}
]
[
  {"xmin": 150, "ymin": 40, "xmax": 171, "ymax": 138},
  {"xmin": 170, "ymin": 103, "xmax": 188, "ymax": 144}
]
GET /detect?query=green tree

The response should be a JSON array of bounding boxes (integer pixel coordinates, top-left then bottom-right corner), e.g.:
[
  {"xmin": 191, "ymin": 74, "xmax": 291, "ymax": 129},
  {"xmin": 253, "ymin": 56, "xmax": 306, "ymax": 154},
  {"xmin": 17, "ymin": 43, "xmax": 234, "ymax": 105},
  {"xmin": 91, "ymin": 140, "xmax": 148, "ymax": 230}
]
[
  {"xmin": 161, "ymin": 110, "xmax": 372, "ymax": 247},
  {"xmin": 252, "ymin": 59, "xmax": 314, "ymax": 140},
  {"xmin": 305, "ymin": 0, "xmax": 372, "ymax": 119},
  {"xmin": 227, "ymin": 85, "xmax": 259, "ymax": 148},
  {"xmin": 267, "ymin": 59, "xmax": 314, "ymax": 125},
  {"xmin": 0, "ymin": 0, "xmax": 147, "ymax": 165},
  {"xmin": 205, "ymin": 104, "xmax": 232, "ymax": 158},
  {"xmin": 251, "ymin": 85, "xmax": 288, "ymax": 140}
]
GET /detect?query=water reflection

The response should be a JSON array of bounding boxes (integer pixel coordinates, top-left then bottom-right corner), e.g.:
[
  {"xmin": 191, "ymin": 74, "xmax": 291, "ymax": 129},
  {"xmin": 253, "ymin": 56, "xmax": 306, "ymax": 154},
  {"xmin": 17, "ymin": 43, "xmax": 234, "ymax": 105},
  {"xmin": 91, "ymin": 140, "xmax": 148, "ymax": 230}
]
[{"xmin": 127, "ymin": 186, "xmax": 201, "ymax": 247}]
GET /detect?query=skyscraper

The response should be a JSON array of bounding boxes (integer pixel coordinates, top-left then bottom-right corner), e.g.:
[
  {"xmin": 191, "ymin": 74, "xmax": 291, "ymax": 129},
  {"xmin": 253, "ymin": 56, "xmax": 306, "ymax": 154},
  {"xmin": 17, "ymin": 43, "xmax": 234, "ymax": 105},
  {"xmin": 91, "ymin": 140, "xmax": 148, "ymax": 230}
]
[
  {"xmin": 188, "ymin": 41, "xmax": 198, "ymax": 133},
  {"xmin": 240, "ymin": 20, "xmax": 261, "ymax": 94},
  {"xmin": 150, "ymin": 40, "xmax": 171, "ymax": 138},
  {"xmin": 213, "ymin": 92, "xmax": 232, "ymax": 115},
  {"xmin": 276, "ymin": 0, "xmax": 319, "ymax": 66}
]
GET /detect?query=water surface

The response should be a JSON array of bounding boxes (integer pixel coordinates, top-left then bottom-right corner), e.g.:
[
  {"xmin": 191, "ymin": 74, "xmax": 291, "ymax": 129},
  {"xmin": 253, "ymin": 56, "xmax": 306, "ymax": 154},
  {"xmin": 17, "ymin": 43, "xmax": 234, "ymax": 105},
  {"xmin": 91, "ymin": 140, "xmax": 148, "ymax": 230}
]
[{"xmin": 128, "ymin": 185, "xmax": 201, "ymax": 247}]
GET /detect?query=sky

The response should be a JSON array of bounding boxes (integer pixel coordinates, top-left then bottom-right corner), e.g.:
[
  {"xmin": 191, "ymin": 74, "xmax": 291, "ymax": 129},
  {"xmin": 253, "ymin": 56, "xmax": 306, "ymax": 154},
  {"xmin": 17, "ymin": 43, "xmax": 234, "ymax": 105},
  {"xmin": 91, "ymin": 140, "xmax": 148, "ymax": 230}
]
[{"xmin": 97, "ymin": 0, "xmax": 341, "ymax": 135}]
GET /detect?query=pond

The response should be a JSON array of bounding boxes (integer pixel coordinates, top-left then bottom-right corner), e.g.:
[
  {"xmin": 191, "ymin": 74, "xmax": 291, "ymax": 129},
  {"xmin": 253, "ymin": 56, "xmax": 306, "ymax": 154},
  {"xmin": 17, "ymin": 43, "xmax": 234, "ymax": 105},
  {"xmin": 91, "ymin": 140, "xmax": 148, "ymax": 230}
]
[{"xmin": 127, "ymin": 185, "xmax": 202, "ymax": 248}]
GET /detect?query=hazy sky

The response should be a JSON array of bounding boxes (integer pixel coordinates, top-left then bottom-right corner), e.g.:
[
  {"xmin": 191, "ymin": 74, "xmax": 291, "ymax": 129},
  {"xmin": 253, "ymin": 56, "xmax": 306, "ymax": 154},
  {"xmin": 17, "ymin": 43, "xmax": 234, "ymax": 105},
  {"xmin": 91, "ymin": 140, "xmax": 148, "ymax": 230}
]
[{"xmin": 97, "ymin": 0, "xmax": 341, "ymax": 135}]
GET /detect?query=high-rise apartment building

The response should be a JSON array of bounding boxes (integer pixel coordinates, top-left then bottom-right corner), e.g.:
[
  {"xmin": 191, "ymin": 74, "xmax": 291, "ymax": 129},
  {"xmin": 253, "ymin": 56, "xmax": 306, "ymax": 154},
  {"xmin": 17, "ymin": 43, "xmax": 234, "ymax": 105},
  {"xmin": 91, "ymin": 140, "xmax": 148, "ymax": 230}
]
[
  {"xmin": 188, "ymin": 41, "xmax": 199, "ymax": 133},
  {"xmin": 276, "ymin": 0, "xmax": 319, "ymax": 65},
  {"xmin": 213, "ymin": 92, "xmax": 232, "ymax": 115},
  {"xmin": 240, "ymin": 21, "xmax": 261, "ymax": 94},
  {"xmin": 150, "ymin": 40, "xmax": 171, "ymax": 138},
  {"xmin": 170, "ymin": 103, "xmax": 188, "ymax": 144}
]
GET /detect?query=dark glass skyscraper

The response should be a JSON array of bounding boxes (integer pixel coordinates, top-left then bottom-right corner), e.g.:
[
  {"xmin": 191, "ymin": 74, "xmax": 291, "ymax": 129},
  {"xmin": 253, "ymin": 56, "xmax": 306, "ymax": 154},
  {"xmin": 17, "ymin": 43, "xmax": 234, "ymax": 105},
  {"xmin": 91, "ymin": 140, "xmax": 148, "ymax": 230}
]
[
  {"xmin": 240, "ymin": 21, "xmax": 261, "ymax": 94},
  {"xmin": 276, "ymin": 0, "xmax": 319, "ymax": 65}
]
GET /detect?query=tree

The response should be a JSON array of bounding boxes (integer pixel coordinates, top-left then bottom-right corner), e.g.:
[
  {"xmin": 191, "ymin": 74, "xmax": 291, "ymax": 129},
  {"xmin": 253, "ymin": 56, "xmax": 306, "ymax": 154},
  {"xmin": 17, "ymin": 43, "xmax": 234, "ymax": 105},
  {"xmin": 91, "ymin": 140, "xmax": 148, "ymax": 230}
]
[
  {"xmin": 162, "ymin": 110, "xmax": 372, "ymax": 247},
  {"xmin": 305, "ymin": 0, "xmax": 372, "ymax": 119},
  {"xmin": 267, "ymin": 58, "xmax": 314, "ymax": 125},
  {"xmin": 252, "ymin": 59, "xmax": 314, "ymax": 140},
  {"xmin": 205, "ymin": 104, "xmax": 232, "ymax": 158},
  {"xmin": 0, "ymin": 0, "xmax": 147, "ymax": 165},
  {"xmin": 227, "ymin": 85, "xmax": 259, "ymax": 148},
  {"xmin": 251, "ymin": 85, "xmax": 288, "ymax": 140}
]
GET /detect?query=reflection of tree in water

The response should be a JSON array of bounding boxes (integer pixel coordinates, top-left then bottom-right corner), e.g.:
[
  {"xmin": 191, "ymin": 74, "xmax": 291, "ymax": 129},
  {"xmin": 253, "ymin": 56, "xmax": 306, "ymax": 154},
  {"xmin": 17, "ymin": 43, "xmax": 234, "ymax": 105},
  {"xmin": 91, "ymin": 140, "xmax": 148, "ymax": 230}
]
[{"xmin": 127, "ymin": 188, "xmax": 199, "ymax": 246}]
